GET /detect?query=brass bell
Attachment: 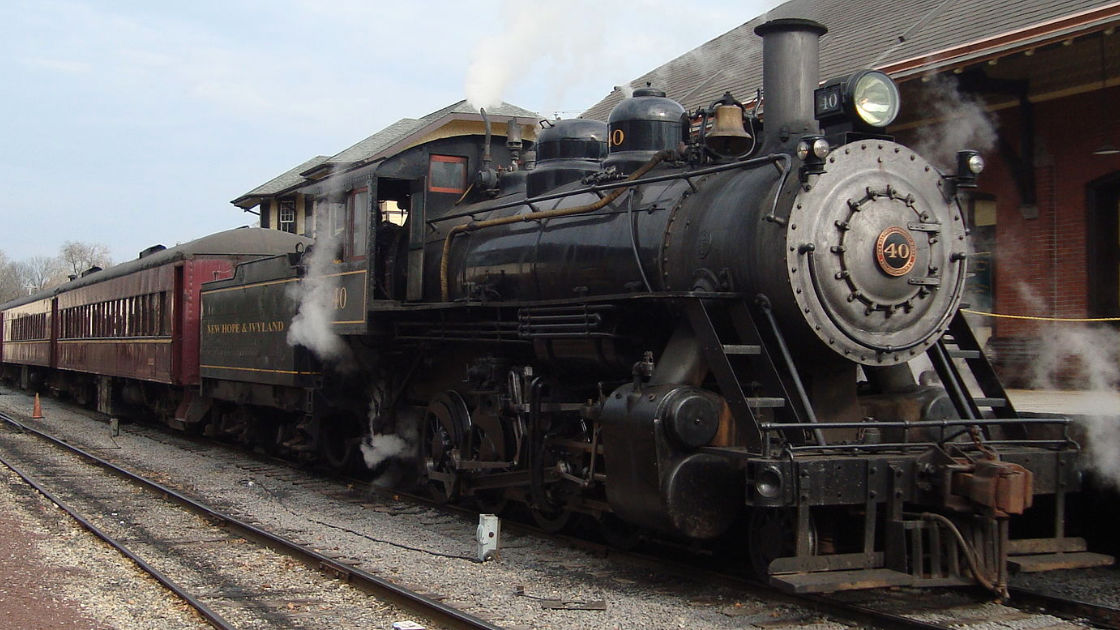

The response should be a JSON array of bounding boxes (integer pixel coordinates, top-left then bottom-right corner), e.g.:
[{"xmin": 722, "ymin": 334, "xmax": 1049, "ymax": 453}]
[{"xmin": 705, "ymin": 103, "xmax": 753, "ymax": 157}]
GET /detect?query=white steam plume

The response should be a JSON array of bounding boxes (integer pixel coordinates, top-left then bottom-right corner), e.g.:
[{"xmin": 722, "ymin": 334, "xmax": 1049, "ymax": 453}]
[
  {"xmin": 464, "ymin": 1, "xmax": 548, "ymax": 110},
  {"xmin": 1003, "ymin": 283, "xmax": 1120, "ymax": 488},
  {"xmin": 911, "ymin": 74, "xmax": 998, "ymax": 172},
  {"xmin": 286, "ymin": 229, "xmax": 350, "ymax": 362},
  {"xmin": 360, "ymin": 388, "xmax": 419, "ymax": 487},
  {"xmin": 361, "ymin": 433, "xmax": 409, "ymax": 470},
  {"xmin": 1026, "ymin": 324, "xmax": 1120, "ymax": 489},
  {"xmin": 464, "ymin": 0, "xmax": 613, "ymax": 114}
]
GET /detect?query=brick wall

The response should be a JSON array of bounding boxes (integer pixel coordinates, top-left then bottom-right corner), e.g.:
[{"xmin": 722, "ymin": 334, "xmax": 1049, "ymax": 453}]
[{"xmin": 967, "ymin": 87, "xmax": 1120, "ymax": 339}]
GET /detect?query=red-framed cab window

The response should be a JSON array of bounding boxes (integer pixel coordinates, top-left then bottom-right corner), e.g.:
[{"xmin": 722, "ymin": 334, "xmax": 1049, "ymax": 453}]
[{"xmin": 429, "ymin": 155, "xmax": 467, "ymax": 194}]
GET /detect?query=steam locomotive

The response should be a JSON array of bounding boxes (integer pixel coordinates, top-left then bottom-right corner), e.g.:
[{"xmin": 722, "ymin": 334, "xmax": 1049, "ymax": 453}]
[{"xmin": 3, "ymin": 19, "xmax": 1111, "ymax": 596}]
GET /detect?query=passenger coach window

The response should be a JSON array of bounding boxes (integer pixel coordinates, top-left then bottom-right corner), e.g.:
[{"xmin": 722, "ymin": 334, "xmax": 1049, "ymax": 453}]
[
  {"xmin": 429, "ymin": 155, "xmax": 467, "ymax": 194},
  {"xmin": 279, "ymin": 200, "xmax": 296, "ymax": 234}
]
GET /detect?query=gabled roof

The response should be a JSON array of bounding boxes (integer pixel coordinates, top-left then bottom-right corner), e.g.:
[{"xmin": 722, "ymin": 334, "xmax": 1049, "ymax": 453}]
[
  {"xmin": 232, "ymin": 100, "xmax": 540, "ymax": 207},
  {"xmin": 302, "ymin": 100, "xmax": 539, "ymax": 178},
  {"xmin": 581, "ymin": 0, "xmax": 1120, "ymax": 120},
  {"xmin": 231, "ymin": 155, "xmax": 330, "ymax": 208}
]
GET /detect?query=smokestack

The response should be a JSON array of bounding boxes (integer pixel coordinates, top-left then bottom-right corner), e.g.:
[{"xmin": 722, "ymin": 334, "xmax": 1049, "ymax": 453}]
[{"xmin": 754, "ymin": 18, "xmax": 828, "ymax": 147}]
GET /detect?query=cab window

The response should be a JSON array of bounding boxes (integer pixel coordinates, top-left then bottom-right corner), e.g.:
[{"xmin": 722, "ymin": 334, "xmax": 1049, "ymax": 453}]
[{"xmin": 428, "ymin": 155, "xmax": 467, "ymax": 194}]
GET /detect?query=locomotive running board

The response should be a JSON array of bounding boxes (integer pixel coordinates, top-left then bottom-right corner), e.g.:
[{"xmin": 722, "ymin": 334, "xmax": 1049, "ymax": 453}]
[
  {"xmin": 1007, "ymin": 536, "xmax": 1115, "ymax": 572},
  {"xmin": 771, "ymin": 568, "xmax": 924, "ymax": 594},
  {"xmin": 1009, "ymin": 552, "xmax": 1114, "ymax": 572}
]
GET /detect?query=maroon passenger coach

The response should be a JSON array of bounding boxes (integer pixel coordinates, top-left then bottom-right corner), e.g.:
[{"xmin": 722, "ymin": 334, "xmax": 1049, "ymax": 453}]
[{"xmin": 1, "ymin": 228, "xmax": 307, "ymax": 419}]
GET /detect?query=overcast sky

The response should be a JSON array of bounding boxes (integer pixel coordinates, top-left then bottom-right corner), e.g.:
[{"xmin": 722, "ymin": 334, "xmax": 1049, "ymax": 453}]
[{"xmin": 1, "ymin": 0, "xmax": 782, "ymax": 264}]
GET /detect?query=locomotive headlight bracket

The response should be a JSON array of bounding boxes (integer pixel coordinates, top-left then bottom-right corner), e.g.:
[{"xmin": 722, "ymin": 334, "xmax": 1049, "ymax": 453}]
[
  {"xmin": 956, "ymin": 150, "xmax": 984, "ymax": 187},
  {"xmin": 943, "ymin": 150, "xmax": 985, "ymax": 199},
  {"xmin": 796, "ymin": 135, "xmax": 830, "ymax": 178},
  {"xmin": 815, "ymin": 70, "xmax": 901, "ymax": 136}
]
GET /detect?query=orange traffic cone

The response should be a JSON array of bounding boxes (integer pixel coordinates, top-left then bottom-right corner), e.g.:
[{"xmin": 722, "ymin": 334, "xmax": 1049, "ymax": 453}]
[{"xmin": 32, "ymin": 393, "xmax": 43, "ymax": 419}]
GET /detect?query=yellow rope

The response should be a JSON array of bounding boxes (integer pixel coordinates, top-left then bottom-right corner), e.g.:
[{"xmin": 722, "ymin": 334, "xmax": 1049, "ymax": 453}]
[{"xmin": 961, "ymin": 309, "xmax": 1120, "ymax": 322}]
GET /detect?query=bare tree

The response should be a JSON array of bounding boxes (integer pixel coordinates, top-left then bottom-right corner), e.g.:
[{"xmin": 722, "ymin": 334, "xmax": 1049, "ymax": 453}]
[
  {"xmin": 59, "ymin": 241, "xmax": 112, "ymax": 277},
  {"xmin": 22, "ymin": 256, "xmax": 64, "ymax": 293},
  {"xmin": 0, "ymin": 251, "xmax": 25, "ymax": 302}
]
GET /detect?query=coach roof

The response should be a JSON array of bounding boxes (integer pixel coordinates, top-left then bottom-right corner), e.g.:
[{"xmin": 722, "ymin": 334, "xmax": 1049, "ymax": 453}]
[{"xmin": 0, "ymin": 228, "xmax": 309, "ymax": 310}]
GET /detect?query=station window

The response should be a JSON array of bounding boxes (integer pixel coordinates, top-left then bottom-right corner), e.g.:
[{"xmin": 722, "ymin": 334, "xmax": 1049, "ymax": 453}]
[
  {"xmin": 428, "ymin": 155, "xmax": 467, "ymax": 194},
  {"xmin": 279, "ymin": 200, "xmax": 296, "ymax": 234}
]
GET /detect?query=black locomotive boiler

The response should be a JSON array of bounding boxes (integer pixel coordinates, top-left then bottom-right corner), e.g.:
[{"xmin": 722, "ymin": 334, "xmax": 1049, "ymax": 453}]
[{"xmin": 6, "ymin": 17, "xmax": 1109, "ymax": 597}]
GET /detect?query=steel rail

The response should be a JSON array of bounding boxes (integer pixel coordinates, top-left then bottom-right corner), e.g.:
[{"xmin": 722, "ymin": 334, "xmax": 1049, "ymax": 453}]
[
  {"xmin": 0, "ymin": 411, "xmax": 506, "ymax": 630},
  {"xmin": 0, "ymin": 423, "xmax": 237, "ymax": 630},
  {"xmin": 1009, "ymin": 587, "xmax": 1120, "ymax": 629}
]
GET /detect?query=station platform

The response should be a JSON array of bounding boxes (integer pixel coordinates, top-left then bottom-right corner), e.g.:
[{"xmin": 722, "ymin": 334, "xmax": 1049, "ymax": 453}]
[{"xmin": 1007, "ymin": 389, "xmax": 1120, "ymax": 418}]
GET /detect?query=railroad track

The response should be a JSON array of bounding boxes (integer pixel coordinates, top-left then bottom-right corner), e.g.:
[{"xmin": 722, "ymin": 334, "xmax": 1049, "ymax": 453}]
[
  {"xmin": 0, "ymin": 410, "xmax": 500, "ymax": 630},
  {"xmin": 1, "ymin": 389, "xmax": 1116, "ymax": 630}
]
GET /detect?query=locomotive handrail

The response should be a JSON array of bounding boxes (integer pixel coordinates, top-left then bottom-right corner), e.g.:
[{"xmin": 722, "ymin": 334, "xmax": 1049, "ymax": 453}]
[
  {"xmin": 782, "ymin": 438, "xmax": 1075, "ymax": 454},
  {"xmin": 429, "ymin": 151, "xmax": 790, "ymax": 225},
  {"xmin": 758, "ymin": 418, "xmax": 1072, "ymax": 430},
  {"xmin": 764, "ymin": 416, "xmax": 1077, "ymax": 452}
]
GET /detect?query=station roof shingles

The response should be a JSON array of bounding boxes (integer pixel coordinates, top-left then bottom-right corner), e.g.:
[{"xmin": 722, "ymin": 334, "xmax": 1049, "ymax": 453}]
[
  {"xmin": 580, "ymin": 0, "xmax": 1120, "ymax": 120},
  {"xmin": 231, "ymin": 155, "xmax": 330, "ymax": 209}
]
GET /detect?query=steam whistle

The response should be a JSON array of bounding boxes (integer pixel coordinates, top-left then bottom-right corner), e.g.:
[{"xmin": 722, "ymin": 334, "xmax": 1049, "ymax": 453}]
[{"xmin": 506, "ymin": 117, "xmax": 523, "ymax": 171}]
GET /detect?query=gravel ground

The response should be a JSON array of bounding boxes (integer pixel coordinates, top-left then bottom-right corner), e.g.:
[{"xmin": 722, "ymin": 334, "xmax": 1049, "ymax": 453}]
[
  {"xmin": 0, "ymin": 466, "xmax": 209, "ymax": 629},
  {"xmin": 1012, "ymin": 566, "xmax": 1120, "ymax": 609},
  {"xmin": 0, "ymin": 387, "xmax": 825, "ymax": 630},
  {"xmin": 3, "ymin": 385, "xmax": 1116, "ymax": 630}
]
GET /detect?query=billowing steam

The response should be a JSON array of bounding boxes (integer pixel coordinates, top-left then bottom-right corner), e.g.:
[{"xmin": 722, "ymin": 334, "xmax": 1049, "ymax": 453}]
[
  {"xmin": 463, "ymin": 1, "xmax": 617, "ymax": 115},
  {"xmin": 464, "ymin": 1, "xmax": 550, "ymax": 110},
  {"xmin": 1026, "ymin": 324, "xmax": 1120, "ymax": 488},
  {"xmin": 361, "ymin": 433, "xmax": 409, "ymax": 470},
  {"xmin": 911, "ymin": 74, "xmax": 998, "ymax": 172},
  {"xmin": 360, "ymin": 386, "xmax": 420, "ymax": 487},
  {"xmin": 993, "ymin": 284, "xmax": 1120, "ymax": 488},
  {"xmin": 286, "ymin": 229, "xmax": 350, "ymax": 362}
]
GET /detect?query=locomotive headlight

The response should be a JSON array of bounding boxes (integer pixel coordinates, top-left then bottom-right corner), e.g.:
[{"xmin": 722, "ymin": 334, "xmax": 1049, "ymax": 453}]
[
  {"xmin": 754, "ymin": 466, "xmax": 783, "ymax": 500},
  {"xmin": 965, "ymin": 152, "xmax": 985, "ymax": 174},
  {"xmin": 796, "ymin": 140, "xmax": 811, "ymax": 160},
  {"xmin": 815, "ymin": 69, "xmax": 901, "ymax": 131},
  {"xmin": 811, "ymin": 137, "xmax": 830, "ymax": 158},
  {"xmin": 851, "ymin": 71, "xmax": 900, "ymax": 128}
]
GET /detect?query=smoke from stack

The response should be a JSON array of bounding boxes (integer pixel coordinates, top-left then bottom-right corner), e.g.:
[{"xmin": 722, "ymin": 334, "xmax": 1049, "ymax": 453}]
[{"xmin": 286, "ymin": 228, "xmax": 352, "ymax": 363}]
